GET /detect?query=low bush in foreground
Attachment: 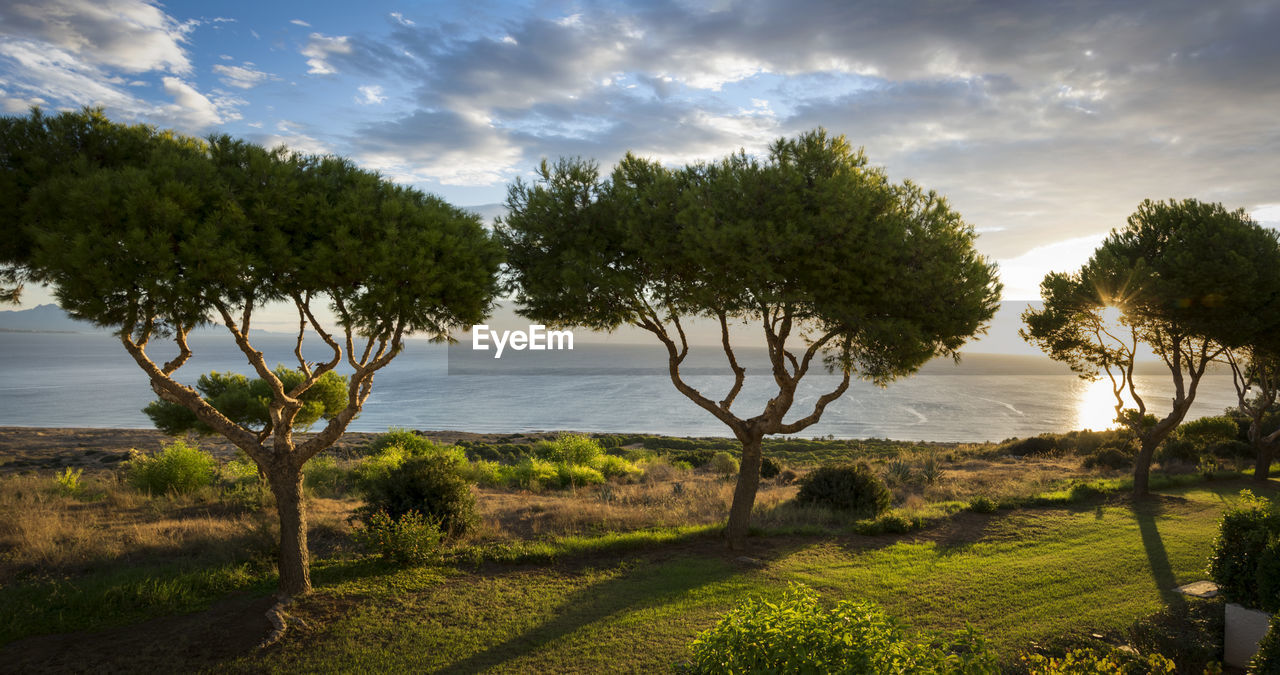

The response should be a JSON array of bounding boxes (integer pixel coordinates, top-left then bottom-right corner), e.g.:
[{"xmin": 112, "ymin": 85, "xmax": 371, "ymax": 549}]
[
  {"xmin": 125, "ymin": 441, "xmax": 218, "ymax": 495},
  {"xmin": 1208, "ymin": 490, "xmax": 1280, "ymax": 612},
  {"xmin": 686, "ymin": 584, "xmax": 996, "ymax": 674},
  {"xmin": 1021, "ymin": 648, "xmax": 1174, "ymax": 674},
  {"xmin": 352, "ymin": 510, "xmax": 444, "ymax": 565},
  {"xmin": 795, "ymin": 463, "xmax": 891, "ymax": 516},
  {"xmin": 357, "ymin": 452, "xmax": 477, "ymax": 537},
  {"xmin": 1253, "ymin": 613, "xmax": 1280, "ymax": 674}
]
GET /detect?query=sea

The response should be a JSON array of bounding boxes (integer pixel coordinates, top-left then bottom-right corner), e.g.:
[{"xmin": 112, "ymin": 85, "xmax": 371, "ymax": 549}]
[{"xmin": 0, "ymin": 330, "xmax": 1243, "ymax": 443}]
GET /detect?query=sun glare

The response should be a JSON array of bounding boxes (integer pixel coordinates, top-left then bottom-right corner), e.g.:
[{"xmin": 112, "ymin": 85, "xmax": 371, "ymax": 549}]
[{"xmin": 1075, "ymin": 377, "xmax": 1125, "ymax": 431}]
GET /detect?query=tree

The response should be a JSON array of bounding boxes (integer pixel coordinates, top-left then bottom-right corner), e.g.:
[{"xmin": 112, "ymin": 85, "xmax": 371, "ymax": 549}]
[
  {"xmin": 1, "ymin": 109, "xmax": 503, "ymax": 595},
  {"xmin": 144, "ymin": 367, "xmax": 348, "ymax": 436},
  {"xmin": 499, "ymin": 130, "xmax": 1001, "ymax": 547},
  {"xmin": 1225, "ymin": 349, "xmax": 1280, "ymax": 482},
  {"xmin": 1022, "ymin": 199, "xmax": 1275, "ymax": 494}
]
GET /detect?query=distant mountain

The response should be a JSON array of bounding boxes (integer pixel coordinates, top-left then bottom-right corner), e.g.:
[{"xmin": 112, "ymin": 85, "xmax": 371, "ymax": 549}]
[{"xmin": 0, "ymin": 303, "xmax": 102, "ymax": 333}]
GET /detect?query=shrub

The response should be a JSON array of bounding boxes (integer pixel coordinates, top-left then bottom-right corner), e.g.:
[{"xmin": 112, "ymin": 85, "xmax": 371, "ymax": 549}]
[
  {"xmin": 668, "ymin": 449, "xmax": 718, "ymax": 468},
  {"xmin": 708, "ymin": 452, "xmax": 739, "ymax": 476},
  {"xmin": 795, "ymin": 463, "xmax": 891, "ymax": 516},
  {"xmin": 357, "ymin": 453, "xmax": 477, "ymax": 537},
  {"xmin": 534, "ymin": 433, "xmax": 602, "ymax": 466},
  {"xmin": 1209, "ymin": 490, "xmax": 1280, "ymax": 612},
  {"xmin": 1158, "ymin": 438, "xmax": 1201, "ymax": 465},
  {"xmin": 884, "ymin": 458, "xmax": 915, "ymax": 485},
  {"xmin": 594, "ymin": 454, "xmax": 642, "ymax": 482},
  {"xmin": 1127, "ymin": 598, "xmax": 1223, "ymax": 674},
  {"xmin": 352, "ymin": 510, "xmax": 443, "ymax": 565},
  {"xmin": 1083, "ymin": 442, "xmax": 1135, "ymax": 470},
  {"xmin": 969, "ymin": 495, "xmax": 998, "ymax": 513},
  {"xmin": 304, "ymin": 454, "xmax": 352, "ymax": 497},
  {"xmin": 361, "ymin": 428, "xmax": 438, "ymax": 457},
  {"xmin": 53, "ymin": 467, "xmax": 84, "ymax": 496},
  {"xmin": 920, "ymin": 454, "xmax": 943, "ymax": 484},
  {"xmin": 557, "ymin": 463, "xmax": 606, "ymax": 488},
  {"xmin": 1021, "ymin": 648, "xmax": 1175, "ymax": 674},
  {"xmin": 759, "ymin": 456, "xmax": 781, "ymax": 480},
  {"xmin": 514, "ymin": 457, "xmax": 561, "ymax": 490},
  {"xmin": 1001, "ymin": 435, "xmax": 1058, "ymax": 457},
  {"xmin": 125, "ymin": 440, "xmax": 218, "ymax": 495},
  {"xmin": 1253, "ymin": 612, "xmax": 1280, "ymax": 675},
  {"xmin": 687, "ymin": 584, "xmax": 996, "ymax": 674}
]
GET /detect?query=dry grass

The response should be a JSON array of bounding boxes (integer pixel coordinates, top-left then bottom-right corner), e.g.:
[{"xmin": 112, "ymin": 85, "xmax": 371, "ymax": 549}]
[
  {"xmin": 0, "ymin": 471, "xmax": 358, "ymax": 582},
  {"xmin": 469, "ymin": 473, "xmax": 797, "ymax": 539}
]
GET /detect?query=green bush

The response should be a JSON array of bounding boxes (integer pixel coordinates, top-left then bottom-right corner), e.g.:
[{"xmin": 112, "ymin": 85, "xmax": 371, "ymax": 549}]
[
  {"xmin": 361, "ymin": 428, "xmax": 439, "ymax": 457},
  {"xmin": 759, "ymin": 456, "xmax": 781, "ymax": 480},
  {"xmin": 709, "ymin": 452, "xmax": 739, "ymax": 476},
  {"xmin": 969, "ymin": 495, "xmax": 998, "ymax": 513},
  {"xmin": 1021, "ymin": 648, "xmax": 1175, "ymax": 674},
  {"xmin": 53, "ymin": 467, "xmax": 84, "ymax": 497},
  {"xmin": 513, "ymin": 457, "xmax": 561, "ymax": 490},
  {"xmin": 125, "ymin": 440, "xmax": 218, "ymax": 495},
  {"xmin": 304, "ymin": 454, "xmax": 353, "ymax": 497},
  {"xmin": 1127, "ymin": 598, "xmax": 1222, "ymax": 674},
  {"xmin": 1253, "ymin": 612, "xmax": 1280, "ymax": 674},
  {"xmin": 1001, "ymin": 435, "xmax": 1058, "ymax": 457},
  {"xmin": 1208, "ymin": 490, "xmax": 1280, "ymax": 612},
  {"xmin": 687, "ymin": 584, "xmax": 996, "ymax": 674},
  {"xmin": 795, "ymin": 463, "xmax": 891, "ymax": 516},
  {"xmin": 534, "ymin": 433, "xmax": 602, "ymax": 466},
  {"xmin": 557, "ymin": 463, "xmax": 605, "ymax": 488},
  {"xmin": 594, "ymin": 454, "xmax": 642, "ymax": 482},
  {"xmin": 1083, "ymin": 442, "xmax": 1135, "ymax": 470},
  {"xmin": 352, "ymin": 510, "xmax": 443, "ymax": 565},
  {"xmin": 1158, "ymin": 438, "xmax": 1201, "ymax": 465},
  {"xmin": 356, "ymin": 453, "xmax": 477, "ymax": 537}
]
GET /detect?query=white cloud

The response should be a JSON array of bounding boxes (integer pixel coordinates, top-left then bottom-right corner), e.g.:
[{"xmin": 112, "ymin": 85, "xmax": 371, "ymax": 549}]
[
  {"xmin": 160, "ymin": 77, "xmax": 223, "ymax": 127},
  {"xmin": 390, "ymin": 12, "xmax": 414, "ymax": 26},
  {"xmin": 994, "ymin": 233, "xmax": 1108, "ymax": 300},
  {"xmin": 290, "ymin": 19, "xmax": 311, "ymax": 27},
  {"xmin": 212, "ymin": 63, "xmax": 275, "ymax": 89},
  {"xmin": 260, "ymin": 120, "xmax": 332, "ymax": 156},
  {"xmin": 0, "ymin": 0, "xmax": 194, "ymax": 74},
  {"xmin": 301, "ymin": 33, "xmax": 352, "ymax": 75},
  {"xmin": 355, "ymin": 84, "xmax": 386, "ymax": 105}
]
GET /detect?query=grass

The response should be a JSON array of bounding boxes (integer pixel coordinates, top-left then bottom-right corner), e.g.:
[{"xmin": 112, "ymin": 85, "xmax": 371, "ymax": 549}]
[{"xmin": 0, "ymin": 428, "xmax": 1269, "ymax": 671}]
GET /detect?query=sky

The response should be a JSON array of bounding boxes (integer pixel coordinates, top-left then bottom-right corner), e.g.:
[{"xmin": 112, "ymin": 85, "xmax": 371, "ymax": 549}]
[{"xmin": 2, "ymin": 0, "xmax": 1279, "ymax": 315}]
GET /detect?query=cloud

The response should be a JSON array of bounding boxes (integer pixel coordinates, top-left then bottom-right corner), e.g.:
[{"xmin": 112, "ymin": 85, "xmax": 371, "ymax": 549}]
[
  {"xmin": 212, "ymin": 63, "xmax": 275, "ymax": 89},
  {"xmin": 301, "ymin": 33, "xmax": 351, "ymax": 75},
  {"xmin": 355, "ymin": 84, "xmax": 385, "ymax": 105},
  {"xmin": 0, "ymin": 0, "xmax": 240, "ymax": 132},
  {"xmin": 290, "ymin": 19, "xmax": 311, "ymax": 27},
  {"xmin": 390, "ymin": 12, "xmax": 414, "ymax": 27},
  {"xmin": 0, "ymin": 0, "xmax": 194, "ymax": 74},
  {"xmin": 352, "ymin": 109, "xmax": 523, "ymax": 186}
]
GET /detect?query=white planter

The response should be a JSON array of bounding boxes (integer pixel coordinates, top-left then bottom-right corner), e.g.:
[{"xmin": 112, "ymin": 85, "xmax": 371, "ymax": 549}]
[{"xmin": 1226, "ymin": 602, "xmax": 1273, "ymax": 669}]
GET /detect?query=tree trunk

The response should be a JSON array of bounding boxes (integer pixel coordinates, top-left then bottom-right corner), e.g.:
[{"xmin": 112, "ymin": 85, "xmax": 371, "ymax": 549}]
[
  {"xmin": 726, "ymin": 437, "xmax": 763, "ymax": 550},
  {"xmin": 269, "ymin": 465, "xmax": 311, "ymax": 596},
  {"xmin": 1255, "ymin": 443, "xmax": 1274, "ymax": 483},
  {"xmin": 1133, "ymin": 438, "xmax": 1157, "ymax": 496}
]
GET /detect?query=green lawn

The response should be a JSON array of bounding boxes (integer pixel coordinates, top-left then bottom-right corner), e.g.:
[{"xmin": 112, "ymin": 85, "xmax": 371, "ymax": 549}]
[{"xmin": 232, "ymin": 482, "xmax": 1246, "ymax": 674}]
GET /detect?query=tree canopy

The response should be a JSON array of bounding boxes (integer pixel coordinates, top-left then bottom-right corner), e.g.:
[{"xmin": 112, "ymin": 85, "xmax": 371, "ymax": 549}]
[
  {"xmin": 1, "ymin": 108, "xmax": 503, "ymax": 595},
  {"xmin": 1022, "ymin": 198, "xmax": 1279, "ymax": 493},
  {"xmin": 500, "ymin": 129, "xmax": 1001, "ymax": 545}
]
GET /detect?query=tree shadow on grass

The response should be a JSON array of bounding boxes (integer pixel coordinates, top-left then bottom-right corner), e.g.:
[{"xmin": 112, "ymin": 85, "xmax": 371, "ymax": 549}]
[
  {"xmin": 1130, "ymin": 497, "xmax": 1181, "ymax": 604},
  {"xmin": 439, "ymin": 537, "xmax": 812, "ymax": 674}
]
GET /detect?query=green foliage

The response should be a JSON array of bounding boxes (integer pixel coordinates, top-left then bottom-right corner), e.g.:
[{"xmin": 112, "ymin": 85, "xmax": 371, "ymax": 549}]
[
  {"xmin": 52, "ymin": 467, "xmax": 83, "ymax": 496},
  {"xmin": 533, "ymin": 433, "xmax": 603, "ymax": 466},
  {"xmin": 363, "ymin": 429, "xmax": 442, "ymax": 457},
  {"xmin": 1021, "ymin": 648, "xmax": 1175, "ymax": 674},
  {"xmin": 969, "ymin": 496, "xmax": 999, "ymax": 513},
  {"xmin": 304, "ymin": 454, "xmax": 353, "ymax": 497},
  {"xmin": 356, "ymin": 453, "xmax": 477, "ymax": 537},
  {"xmin": 143, "ymin": 368, "xmax": 348, "ymax": 436},
  {"xmin": 708, "ymin": 451, "xmax": 739, "ymax": 476},
  {"xmin": 687, "ymin": 584, "xmax": 996, "ymax": 674},
  {"xmin": 125, "ymin": 440, "xmax": 218, "ymax": 495},
  {"xmin": 759, "ymin": 456, "xmax": 782, "ymax": 480},
  {"xmin": 557, "ymin": 463, "xmax": 606, "ymax": 488},
  {"xmin": 1083, "ymin": 442, "xmax": 1136, "ymax": 470},
  {"xmin": 1252, "ymin": 612, "xmax": 1280, "ymax": 675},
  {"xmin": 795, "ymin": 463, "xmax": 892, "ymax": 516},
  {"xmin": 1127, "ymin": 599, "xmax": 1223, "ymax": 675},
  {"xmin": 513, "ymin": 457, "xmax": 561, "ymax": 490},
  {"xmin": 1208, "ymin": 490, "xmax": 1280, "ymax": 612},
  {"xmin": 352, "ymin": 510, "xmax": 444, "ymax": 565}
]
